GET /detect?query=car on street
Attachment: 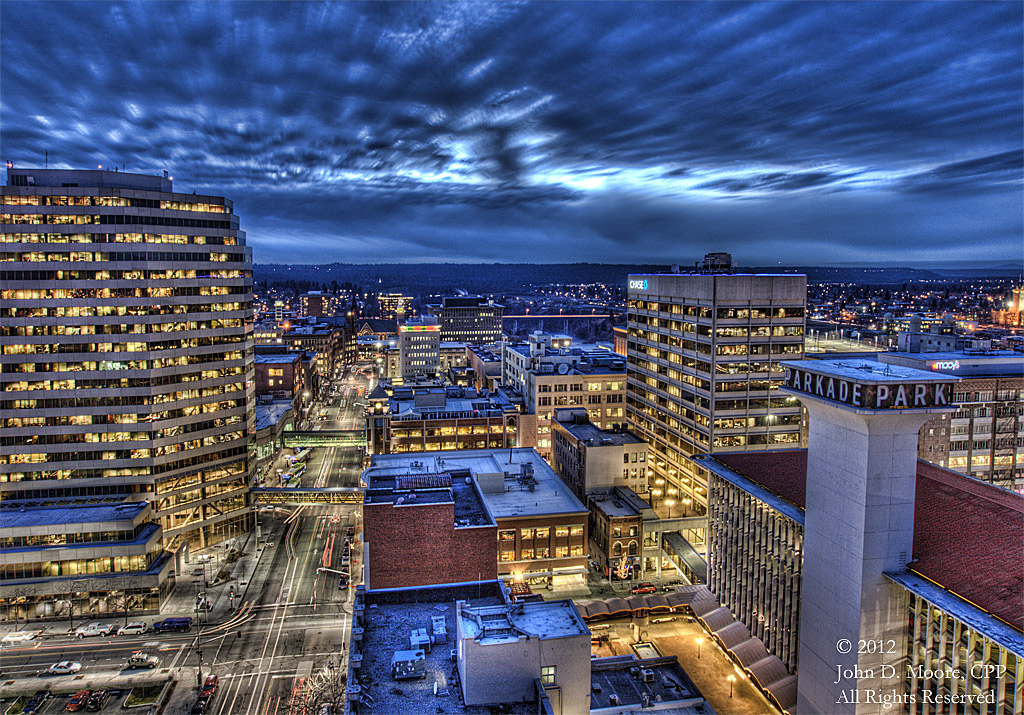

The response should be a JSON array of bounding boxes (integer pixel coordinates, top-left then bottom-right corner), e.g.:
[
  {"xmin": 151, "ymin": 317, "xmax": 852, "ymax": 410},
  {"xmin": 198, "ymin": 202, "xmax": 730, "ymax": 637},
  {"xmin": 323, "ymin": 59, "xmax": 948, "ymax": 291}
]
[
  {"xmin": 125, "ymin": 652, "xmax": 160, "ymax": 669},
  {"xmin": 75, "ymin": 621, "xmax": 115, "ymax": 638},
  {"xmin": 66, "ymin": 689, "xmax": 91, "ymax": 712},
  {"xmin": 338, "ymin": 575, "xmax": 349, "ymax": 589},
  {"xmin": 190, "ymin": 697, "xmax": 211, "ymax": 714},
  {"xmin": 47, "ymin": 661, "xmax": 82, "ymax": 675},
  {"xmin": 661, "ymin": 581, "xmax": 684, "ymax": 591},
  {"xmin": 22, "ymin": 690, "xmax": 49, "ymax": 714},
  {"xmin": 200, "ymin": 674, "xmax": 219, "ymax": 699},
  {"xmin": 118, "ymin": 621, "xmax": 148, "ymax": 635},
  {"xmin": 85, "ymin": 690, "xmax": 109, "ymax": 711},
  {"xmin": 2, "ymin": 629, "xmax": 40, "ymax": 644},
  {"xmin": 152, "ymin": 616, "xmax": 192, "ymax": 633},
  {"xmin": 630, "ymin": 582, "xmax": 657, "ymax": 595}
]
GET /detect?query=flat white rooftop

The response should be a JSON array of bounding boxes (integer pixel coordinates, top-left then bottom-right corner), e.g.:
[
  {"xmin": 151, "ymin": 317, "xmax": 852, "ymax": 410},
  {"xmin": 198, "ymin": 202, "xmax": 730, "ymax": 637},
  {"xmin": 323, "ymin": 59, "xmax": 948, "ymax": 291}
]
[
  {"xmin": 458, "ymin": 599, "xmax": 589, "ymax": 642},
  {"xmin": 368, "ymin": 448, "xmax": 587, "ymax": 518},
  {"xmin": 781, "ymin": 358, "xmax": 958, "ymax": 383}
]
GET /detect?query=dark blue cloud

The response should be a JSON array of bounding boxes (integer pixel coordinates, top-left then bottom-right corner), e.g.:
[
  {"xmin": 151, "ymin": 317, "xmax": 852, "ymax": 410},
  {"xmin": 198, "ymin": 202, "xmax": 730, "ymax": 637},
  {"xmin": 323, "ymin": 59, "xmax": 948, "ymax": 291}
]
[{"xmin": 1, "ymin": 1, "xmax": 1020, "ymax": 265}]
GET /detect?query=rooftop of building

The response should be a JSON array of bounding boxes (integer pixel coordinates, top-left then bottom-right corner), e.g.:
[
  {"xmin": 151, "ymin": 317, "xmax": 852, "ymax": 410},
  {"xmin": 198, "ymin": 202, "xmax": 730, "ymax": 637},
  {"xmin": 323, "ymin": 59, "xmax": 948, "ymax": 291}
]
[
  {"xmin": 362, "ymin": 470, "xmax": 493, "ymax": 527},
  {"xmin": 780, "ymin": 357, "xmax": 957, "ymax": 384},
  {"xmin": 881, "ymin": 351, "xmax": 1024, "ymax": 377},
  {"xmin": 555, "ymin": 416, "xmax": 646, "ymax": 446},
  {"xmin": 588, "ymin": 488, "xmax": 652, "ymax": 519},
  {"xmin": 254, "ymin": 353, "xmax": 300, "ymax": 364},
  {"xmin": 457, "ymin": 597, "xmax": 590, "ymax": 642},
  {"xmin": 254, "ymin": 401, "xmax": 293, "ymax": 431},
  {"xmin": 6, "ymin": 167, "xmax": 174, "ymax": 193},
  {"xmin": 708, "ymin": 450, "xmax": 1024, "ymax": 632},
  {"xmin": 467, "ymin": 346, "xmax": 501, "ymax": 362},
  {"xmin": 367, "ymin": 449, "xmax": 588, "ymax": 519},
  {"xmin": 590, "ymin": 655, "xmax": 705, "ymax": 711},
  {"xmin": 0, "ymin": 501, "xmax": 149, "ymax": 532},
  {"xmin": 353, "ymin": 582, "xmax": 533, "ymax": 715}
]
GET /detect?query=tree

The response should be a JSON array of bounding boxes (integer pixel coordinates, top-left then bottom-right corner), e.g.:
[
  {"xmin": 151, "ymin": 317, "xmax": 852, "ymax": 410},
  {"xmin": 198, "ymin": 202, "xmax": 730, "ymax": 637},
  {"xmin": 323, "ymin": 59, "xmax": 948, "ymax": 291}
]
[{"xmin": 286, "ymin": 659, "xmax": 347, "ymax": 715}]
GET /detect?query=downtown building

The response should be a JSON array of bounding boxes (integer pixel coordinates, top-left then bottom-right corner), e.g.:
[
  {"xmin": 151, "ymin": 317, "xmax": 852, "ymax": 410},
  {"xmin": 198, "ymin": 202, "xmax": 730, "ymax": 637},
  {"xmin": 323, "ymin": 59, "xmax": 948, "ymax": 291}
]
[
  {"xmin": 694, "ymin": 359, "xmax": 1022, "ymax": 715},
  {"xmin": 626, "ymin": 254, "xmax": 806, "ymax": 518},
  {"xmin": 426, "ymin": 295, "xmax": 504, "ymax": 344},
  {"xmin": 1, "ymin": 168, "xmax": 255, "ymax": 558},
  {"xmin": 501, "ymin": 332, "xmax": 628, "ymax": 463}
]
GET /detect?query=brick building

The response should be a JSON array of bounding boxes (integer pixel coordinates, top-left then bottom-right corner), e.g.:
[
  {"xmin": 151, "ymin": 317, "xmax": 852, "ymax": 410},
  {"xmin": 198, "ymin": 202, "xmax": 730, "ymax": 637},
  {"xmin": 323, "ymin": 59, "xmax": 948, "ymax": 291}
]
[
  {"xmin": 361, "ymin": 471, "xmax": 496, "ymax": 590},
  {"xmin": 366, "ymin": 449, "xmax": 590, "ymax": 591}
]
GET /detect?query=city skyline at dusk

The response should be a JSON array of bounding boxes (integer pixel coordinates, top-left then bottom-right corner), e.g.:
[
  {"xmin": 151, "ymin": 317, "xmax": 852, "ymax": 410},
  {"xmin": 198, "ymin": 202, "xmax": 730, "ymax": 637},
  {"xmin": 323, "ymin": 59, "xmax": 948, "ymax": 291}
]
[{"xmin": 2, "ymin": 1, "xmax": 1022, "ymax": 266}]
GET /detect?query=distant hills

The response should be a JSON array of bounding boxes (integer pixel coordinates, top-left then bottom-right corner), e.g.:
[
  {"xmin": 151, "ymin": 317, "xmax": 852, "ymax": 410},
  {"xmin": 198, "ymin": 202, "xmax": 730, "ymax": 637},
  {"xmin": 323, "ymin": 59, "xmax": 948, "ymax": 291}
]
[{"xmin": 254, "ymin": 262, "xmax": 1019, "ymax": 294}]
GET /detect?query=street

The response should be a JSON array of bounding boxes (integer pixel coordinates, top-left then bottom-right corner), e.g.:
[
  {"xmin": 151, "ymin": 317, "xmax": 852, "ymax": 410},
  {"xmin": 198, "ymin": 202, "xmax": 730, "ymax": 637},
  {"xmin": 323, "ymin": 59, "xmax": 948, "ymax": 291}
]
[{"xmin": 1, "ymin": 366, "xmax": 374, "ymax": 715}]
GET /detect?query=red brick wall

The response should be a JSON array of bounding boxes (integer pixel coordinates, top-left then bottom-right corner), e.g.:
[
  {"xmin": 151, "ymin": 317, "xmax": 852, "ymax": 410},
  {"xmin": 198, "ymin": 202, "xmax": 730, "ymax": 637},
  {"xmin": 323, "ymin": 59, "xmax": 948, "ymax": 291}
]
[{"xmin": 364, "ymin": 501, "xmax": 496, "ymax": 589}]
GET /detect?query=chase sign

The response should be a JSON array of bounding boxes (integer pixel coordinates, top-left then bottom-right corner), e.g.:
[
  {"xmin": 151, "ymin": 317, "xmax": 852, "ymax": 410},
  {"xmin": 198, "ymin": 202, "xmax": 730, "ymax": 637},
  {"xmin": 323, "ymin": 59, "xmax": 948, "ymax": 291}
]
[{"xmin": 628, "ymin": 279, "xmax": 649, "ymax": 291}]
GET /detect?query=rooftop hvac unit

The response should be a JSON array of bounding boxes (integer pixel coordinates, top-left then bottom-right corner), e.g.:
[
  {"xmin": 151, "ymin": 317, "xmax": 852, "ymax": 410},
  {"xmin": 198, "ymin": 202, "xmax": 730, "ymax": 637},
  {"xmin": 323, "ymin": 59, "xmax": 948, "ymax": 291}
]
[
  {"xmin": 609, "ymin": 694, "xmax": 619, "ymax": 706},
  {"xmin": 641, "ymin": 669, "xmax": 655, "ymax": 682}
]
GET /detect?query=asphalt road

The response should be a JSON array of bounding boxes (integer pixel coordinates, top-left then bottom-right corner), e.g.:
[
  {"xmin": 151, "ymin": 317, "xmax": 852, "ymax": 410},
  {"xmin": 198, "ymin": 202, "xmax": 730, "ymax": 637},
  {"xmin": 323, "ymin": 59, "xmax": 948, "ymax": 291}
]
[{"xmin": 2, "ymin": 366, "xmax": 375, "ymax": 715}]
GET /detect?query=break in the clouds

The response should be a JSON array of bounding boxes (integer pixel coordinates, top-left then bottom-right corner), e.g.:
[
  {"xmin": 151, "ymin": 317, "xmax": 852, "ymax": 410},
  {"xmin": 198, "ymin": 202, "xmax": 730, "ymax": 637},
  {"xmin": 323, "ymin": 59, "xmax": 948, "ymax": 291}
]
[{"xmin": 1, "ymin": 1, "xmax": 1021, "ymax": 265}]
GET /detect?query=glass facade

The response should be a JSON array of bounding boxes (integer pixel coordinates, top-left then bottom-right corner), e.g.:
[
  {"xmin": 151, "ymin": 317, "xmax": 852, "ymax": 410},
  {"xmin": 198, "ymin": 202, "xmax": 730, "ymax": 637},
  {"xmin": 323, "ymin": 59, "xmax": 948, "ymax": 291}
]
[
  {"xmin": 1, "ymin": 170, "xmax": 255, "ymax": 549},
  {"xmin": 626, "ymin": 274, "xmax": 806, "ymax": 515}
]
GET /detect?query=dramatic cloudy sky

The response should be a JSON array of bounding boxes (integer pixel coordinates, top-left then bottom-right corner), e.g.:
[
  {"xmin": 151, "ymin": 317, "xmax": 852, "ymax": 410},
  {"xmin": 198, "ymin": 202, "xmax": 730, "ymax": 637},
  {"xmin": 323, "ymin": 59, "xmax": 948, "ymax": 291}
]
[{"xmin": 2, "ymin": 1, "xmax": 1021, "ymax": 266}]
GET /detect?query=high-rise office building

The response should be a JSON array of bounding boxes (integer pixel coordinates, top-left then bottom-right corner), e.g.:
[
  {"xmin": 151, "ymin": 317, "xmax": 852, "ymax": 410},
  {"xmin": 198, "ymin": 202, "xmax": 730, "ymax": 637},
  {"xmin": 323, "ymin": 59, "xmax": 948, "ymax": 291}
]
[
  {"xmin": 398, "ymin": 316, "xmax": 440, "ymax": 379},
  {"xmin": 626, "ymin": 254, "xmax": 806, "ymax": 516},
  {"xmin": 1, "ymin": 168, "xmax": 255, "ymax": 549},
  {"xmin": 426, "ymin": 295, "xmax": 504, "ymax": 344}
]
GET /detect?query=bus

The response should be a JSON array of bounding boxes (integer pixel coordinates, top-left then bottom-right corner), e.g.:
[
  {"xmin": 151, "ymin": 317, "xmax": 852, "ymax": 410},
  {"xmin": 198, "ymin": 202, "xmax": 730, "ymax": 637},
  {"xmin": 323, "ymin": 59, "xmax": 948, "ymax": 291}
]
[
  {"xmin": 289, "ymin": 463, "xmax": 306, "ymax": 480},
  {"xmin": 289, "ymin": 448, "xmax": 311, "ymax": 465}
]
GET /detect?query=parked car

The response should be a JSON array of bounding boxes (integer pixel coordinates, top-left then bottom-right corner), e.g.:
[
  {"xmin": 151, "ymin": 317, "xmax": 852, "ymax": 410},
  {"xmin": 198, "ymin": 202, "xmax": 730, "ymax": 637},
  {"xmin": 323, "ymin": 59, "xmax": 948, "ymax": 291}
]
[
  {"xmin": 630, "ymin": 582, "xmax": 657, "ymax": 595},
  {"xmin": 1, "ymin": 629, "xmax": 39, "ymax": 644},
  {"xmin": 118, "ymin": 621, "xmax": 148, "ymax": 636},
  {"xmin": 125, "ymin": 652, "xmax": 160, "ymax": 669},
  {"xmin": 190, "ymin": 697, "xmax": 211, "ymax": 714},
  {"xmin": 661, "ymin": 581, "xmax": 684, "ymax": 591},
  {"xmin": 75, "ymin": 621, "xmax": 115, "ymax": 638},
  {"xmin": 66, "ymin": 689, "xmax": 91, "ymax": 712},
  {"xmin": 47, "ymin": 661, "xmax": 82, "ymax": 675},
  {"xmin": 338, "ymin": 575, "xmax": 349, "ymax": 589},
  {"xmin": 86, "ymin": 690, "xmax": 110, "ymax": 711},
  {"xmin": 22, "ymin": 690, "xmax": 49, "ymax": 714},
  {"xmin": 152, "ymin": 617, "xmax": 192, "ymax": 633},
  {"xmin": 199, "ymin": 674, "xmax": 219, "ymax": 699}
]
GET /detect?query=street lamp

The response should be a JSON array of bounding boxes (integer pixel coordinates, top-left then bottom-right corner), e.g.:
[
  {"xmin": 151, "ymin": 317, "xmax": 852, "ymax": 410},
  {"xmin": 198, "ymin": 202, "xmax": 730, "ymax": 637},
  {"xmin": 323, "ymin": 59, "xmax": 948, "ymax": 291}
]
[
  {"xmin": 728, "ymin": 674, "xmax": 736, "ymax": 697},
  {"xmin": 696, "ymin": 636, "xmax": 703, "ymax": 659}
]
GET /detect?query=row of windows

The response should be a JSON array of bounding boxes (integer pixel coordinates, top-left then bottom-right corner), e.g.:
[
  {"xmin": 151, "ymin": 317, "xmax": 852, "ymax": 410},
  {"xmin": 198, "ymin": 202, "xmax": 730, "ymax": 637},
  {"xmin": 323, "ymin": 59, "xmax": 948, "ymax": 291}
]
[
  {"xmin": 2, "ymin": 232, "xmax": 239, "ymax": 246},
  {"xmin": 499, "ymin": 545, "xmax": 584, "ymax": 561},
  {"xmin": 498, "ymin": 526, "xmax": 585, "ymax": 540},
  {"xmin": 1, "ymin": 269, "xmax": 246, "ymax": 282},
  {"xmin": 2, "ymin": 285, "xmax": 250, "ymax": 302},
  {"xmin": 1, "ymin": 213, "xmax": 232, "ymax": 229},
  {"xmin": 1, "ymin": 195, "xmax": 227, "ymax": 213},
  {"xmin": 2, "ymin": 250, "xmax": 237, "ymax": 263}
]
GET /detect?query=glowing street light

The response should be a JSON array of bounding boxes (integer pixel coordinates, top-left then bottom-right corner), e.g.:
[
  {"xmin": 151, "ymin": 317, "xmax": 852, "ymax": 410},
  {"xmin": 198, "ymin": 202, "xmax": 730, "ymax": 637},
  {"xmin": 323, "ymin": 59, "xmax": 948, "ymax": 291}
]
[
  {"xmin": 728, "ymin": 674, "xmax": 736, "ymax": 697},
  {"xmin": 696, "ymin": 636, "xmax": 703, "ymax": 659}
]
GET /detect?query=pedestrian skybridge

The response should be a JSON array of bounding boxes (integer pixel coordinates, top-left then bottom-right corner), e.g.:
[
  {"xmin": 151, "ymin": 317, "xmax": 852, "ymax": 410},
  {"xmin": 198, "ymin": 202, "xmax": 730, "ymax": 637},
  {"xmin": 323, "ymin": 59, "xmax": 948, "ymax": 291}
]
[
  {"xmin": 282, "ymin": 430, "xmax": 366, "ymax": 448},
  {"xmin": 251, "ymin": 487, "xmax": 365, "ymax": 505}
]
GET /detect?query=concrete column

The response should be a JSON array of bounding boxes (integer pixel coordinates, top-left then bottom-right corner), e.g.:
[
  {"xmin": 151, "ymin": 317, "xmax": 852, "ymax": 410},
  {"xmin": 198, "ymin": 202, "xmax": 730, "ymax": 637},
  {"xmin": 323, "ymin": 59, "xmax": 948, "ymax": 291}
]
[
  {"xmin": 780, "ymin": 359, "xmax": 958, "ymax": 715},
  {"xmin": 797, "ymin": 405, "xmax": 934, "ymax": 715}
]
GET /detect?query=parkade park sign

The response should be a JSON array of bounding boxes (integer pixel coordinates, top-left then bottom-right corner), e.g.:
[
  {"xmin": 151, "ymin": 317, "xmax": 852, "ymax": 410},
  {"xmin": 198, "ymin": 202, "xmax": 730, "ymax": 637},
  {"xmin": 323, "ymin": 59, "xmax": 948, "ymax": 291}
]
[{"xmin": 783, "ymin": 366, "xmax": 957, "ymax": 410}]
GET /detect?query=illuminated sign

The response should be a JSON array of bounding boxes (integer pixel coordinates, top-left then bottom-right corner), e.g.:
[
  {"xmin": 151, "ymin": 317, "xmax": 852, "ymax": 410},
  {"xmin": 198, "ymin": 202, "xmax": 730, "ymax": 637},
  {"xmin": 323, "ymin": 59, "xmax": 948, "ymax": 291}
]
[
  {"xmin": 930, "ymin": 360, "xmax": 960, "ymax": 371},
  {"xmin": 399, "ymin": 325, "xmax": 440, "ymax": 332},
  {"xmin": 784, "ymin": 367, "xmax": 954, "ymax": 410},
  {"xmin": 628, "ymin": 279, "xmax": 649, "ymax": 290}
]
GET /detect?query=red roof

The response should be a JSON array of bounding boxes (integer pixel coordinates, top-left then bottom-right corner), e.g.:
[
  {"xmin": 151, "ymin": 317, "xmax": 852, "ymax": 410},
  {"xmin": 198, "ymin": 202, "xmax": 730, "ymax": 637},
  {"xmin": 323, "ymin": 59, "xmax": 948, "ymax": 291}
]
[{"xmin": 716, "ymin": 450, "xmax": 1024, "ymax": 631}]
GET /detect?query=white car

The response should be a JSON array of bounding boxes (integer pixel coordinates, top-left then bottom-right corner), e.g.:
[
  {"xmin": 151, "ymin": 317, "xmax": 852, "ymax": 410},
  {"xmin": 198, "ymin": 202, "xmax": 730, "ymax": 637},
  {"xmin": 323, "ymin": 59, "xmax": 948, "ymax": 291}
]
[
  {"xmin": 75, "ymin": 621, "xmax": 115, "ymax": 638},
  {"xmin": 1, "ymin": 630, "xmax": 39, "ymax": 644},
  {"xmin": 47, "ymin": 661, "xmax": 82, "ymax": 675},
  {"xmin": 118, "ymin": 621, "xmax": 148, "ymax": 635}
]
